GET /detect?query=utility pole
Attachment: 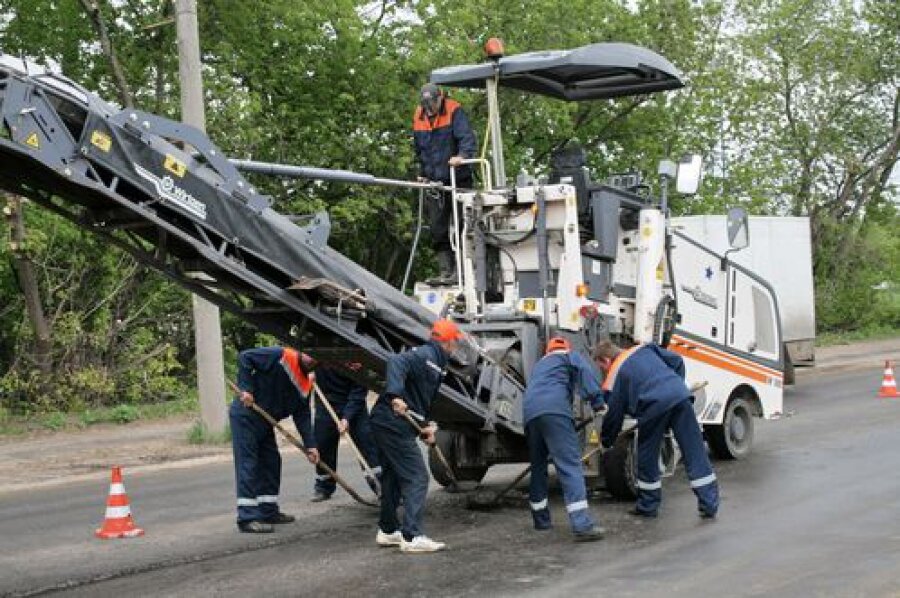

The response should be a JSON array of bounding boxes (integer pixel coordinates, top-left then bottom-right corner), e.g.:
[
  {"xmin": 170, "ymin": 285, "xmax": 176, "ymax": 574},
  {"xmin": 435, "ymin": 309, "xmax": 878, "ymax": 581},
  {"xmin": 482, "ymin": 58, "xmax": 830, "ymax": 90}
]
[{"xmin": 175, "ymin": 0, "xmax": 227, "ymax": 435}]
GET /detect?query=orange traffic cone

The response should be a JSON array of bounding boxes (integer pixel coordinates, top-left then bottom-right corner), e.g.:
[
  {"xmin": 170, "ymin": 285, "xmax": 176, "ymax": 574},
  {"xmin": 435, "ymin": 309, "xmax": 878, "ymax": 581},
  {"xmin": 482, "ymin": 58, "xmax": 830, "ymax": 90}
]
[
  {"xmin": 95, "ymin": 466, "xmax": 144, "ymax": 539},
  {"xmin": 878, "ymin": 360, "xmax": 899, "ymax": 398}
]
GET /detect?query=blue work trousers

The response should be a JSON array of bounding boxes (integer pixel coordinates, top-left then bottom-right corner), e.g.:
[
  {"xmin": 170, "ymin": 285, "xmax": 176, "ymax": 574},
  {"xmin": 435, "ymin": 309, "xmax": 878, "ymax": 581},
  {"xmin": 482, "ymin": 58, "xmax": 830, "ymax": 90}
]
[
  {"xmin": 636, "ymin": 399, "xmax": 719, "ymax": 516},
  {"xmin": 370, "ymin": 406, "xmax": 429, "ymax": 540},
  {"xmin": 527, "ymin": 414, "xmax": 596, "ymax": 533},
  {"xmin": 230, "ymin": 401, "xmax": 282, "ymax": 523},
  {"xmin": 314, "ymin": 408, "xmax": 381, "ymax": 496}
]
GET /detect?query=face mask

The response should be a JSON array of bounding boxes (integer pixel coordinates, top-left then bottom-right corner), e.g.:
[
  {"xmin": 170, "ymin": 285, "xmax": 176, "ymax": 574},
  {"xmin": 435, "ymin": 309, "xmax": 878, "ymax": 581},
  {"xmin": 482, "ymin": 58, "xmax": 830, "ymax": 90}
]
[{"xmin": 421, "ymin": 94, "xmax": 441, "ymax": 116}]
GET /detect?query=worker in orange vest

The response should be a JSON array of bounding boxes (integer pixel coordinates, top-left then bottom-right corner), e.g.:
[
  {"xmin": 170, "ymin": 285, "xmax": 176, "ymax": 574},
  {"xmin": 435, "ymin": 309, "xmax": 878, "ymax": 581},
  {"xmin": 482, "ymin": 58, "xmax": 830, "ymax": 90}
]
[
  {"xmin": 595, "ymin": 340, "xmax": 719, "ymax": 519},
  {"xmin": 413, "ymin": 83, "xmax": 477, "ymax": 285},
  {"xmin": 232, "ymin": 347, "xmax": 319, "ymax": 533}
]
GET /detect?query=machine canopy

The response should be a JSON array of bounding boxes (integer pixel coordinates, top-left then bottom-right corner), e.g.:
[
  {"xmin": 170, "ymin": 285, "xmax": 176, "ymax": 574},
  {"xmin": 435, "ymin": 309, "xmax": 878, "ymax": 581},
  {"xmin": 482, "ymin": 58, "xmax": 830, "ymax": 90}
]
[{"xmin": 430, "ymin": 42, "xmax": 684, "ymax": 101}]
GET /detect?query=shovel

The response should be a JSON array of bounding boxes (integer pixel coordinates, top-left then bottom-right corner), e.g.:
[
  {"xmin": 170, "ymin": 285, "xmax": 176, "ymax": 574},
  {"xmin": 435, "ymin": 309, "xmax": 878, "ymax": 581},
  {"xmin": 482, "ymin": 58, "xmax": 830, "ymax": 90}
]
[
  {"xmin": 466, "ymin": 415, "xmax": 599, "ymax": 511},
  {"xmin": 402, "ymin": 409, "xmax": 471, "ymax": 493},
  {"xmin": 228, "ymin": 380, "xmax": 377, "ymax": 508},
  {"xmin": 312, "ymin": 383, "xmax": 382, "ymax": 498}
]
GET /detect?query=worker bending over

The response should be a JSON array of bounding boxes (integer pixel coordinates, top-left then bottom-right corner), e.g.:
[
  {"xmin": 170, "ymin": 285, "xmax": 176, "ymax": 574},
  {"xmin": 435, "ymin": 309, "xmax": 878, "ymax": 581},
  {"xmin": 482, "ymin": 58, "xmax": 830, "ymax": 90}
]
[
  {"xmin": 369, "ymin": 318, "xmax": 464, "ymax": 553},
  {"xmin": 524, "ymin": 337, "xmax": 606, "ymax": 542},
  {"xmin": 232, "ymin": 346, "xmax": 319, "ymax": 533},
  {"xmin": 311, "ymin": 365, "xmax": 381, "ymax": 502},
  {"xmin": 595, "ymin": 340, "xmax": 719, "ymax": 519}
]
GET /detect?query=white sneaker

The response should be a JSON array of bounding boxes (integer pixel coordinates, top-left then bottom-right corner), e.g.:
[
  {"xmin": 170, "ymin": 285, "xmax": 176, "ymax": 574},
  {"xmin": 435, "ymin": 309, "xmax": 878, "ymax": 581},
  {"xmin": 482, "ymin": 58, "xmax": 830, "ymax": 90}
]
[
  {"xmin": 376, "ymin": 529, "xmax": 403, "ymax": 547},
  {"xmin": 400, "ymin": 535, "xmax": 446, "ymax": 553}
]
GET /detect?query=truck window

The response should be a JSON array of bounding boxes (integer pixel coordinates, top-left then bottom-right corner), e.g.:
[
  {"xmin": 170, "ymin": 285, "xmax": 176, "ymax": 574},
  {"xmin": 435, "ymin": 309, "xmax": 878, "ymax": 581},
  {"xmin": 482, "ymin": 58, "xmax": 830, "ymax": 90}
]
[{"xmin": 752, "ymin": 286, "xmax": 776, "ymax": 354}]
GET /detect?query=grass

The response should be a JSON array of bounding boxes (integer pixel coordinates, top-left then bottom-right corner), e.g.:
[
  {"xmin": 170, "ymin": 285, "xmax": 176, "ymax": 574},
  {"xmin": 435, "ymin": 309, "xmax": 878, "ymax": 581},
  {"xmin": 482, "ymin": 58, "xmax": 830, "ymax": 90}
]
[
  {"xmin": 186, "ymin": 420, "xmax": 232, "ymax": 445},
  {"xmin": 0, "ymin": 395, "xmax": 198, "ymax": 437},
  {"xmin": 816, "ymin": 326, "xmax": 899, "ymax": 347}
]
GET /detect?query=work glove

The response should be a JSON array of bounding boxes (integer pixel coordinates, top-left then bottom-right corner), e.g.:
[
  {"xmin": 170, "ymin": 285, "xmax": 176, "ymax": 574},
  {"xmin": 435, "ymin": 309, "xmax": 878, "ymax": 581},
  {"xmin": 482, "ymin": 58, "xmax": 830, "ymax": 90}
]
[
  {"xmin": 390, "ymin": 397, "xmax": 408, "ymax": 416},
  {"xmin": 419, "ymin": 424, "xmax": 437, "ymax": 446}
]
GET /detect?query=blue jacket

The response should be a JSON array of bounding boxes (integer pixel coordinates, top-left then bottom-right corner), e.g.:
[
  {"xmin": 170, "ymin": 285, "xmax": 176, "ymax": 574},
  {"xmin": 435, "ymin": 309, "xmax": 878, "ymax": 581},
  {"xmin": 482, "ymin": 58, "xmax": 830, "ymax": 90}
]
[
  {"xmin": 372, "ymin": 340, "xmax": 448, "ymax": 435},
  {"xmin": 600, "ymin": 344, "xmax": 691, "ymax": 448},
  {"xmin": 315, "ymin": 367, "xmax": 369, "ymax": 421},
  {"xmin": 523, "ymin": 351, "xmax": 605, "ymax": 425},
  {"xmin": 236, "ymin": 347, "xmax": 316, "ymax": 448},
  {"xmin": 413, "ymin": 98, "xmax": 477, "ymax": 184}
]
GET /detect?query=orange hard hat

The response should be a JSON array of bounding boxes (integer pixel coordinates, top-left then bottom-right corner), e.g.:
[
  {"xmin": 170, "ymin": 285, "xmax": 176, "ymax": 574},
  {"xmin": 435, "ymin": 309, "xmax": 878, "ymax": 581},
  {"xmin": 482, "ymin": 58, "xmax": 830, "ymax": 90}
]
[
  {"xmin": 431, "ymin": 318, "xmax": 465, "ymax": 342},
  {"xmin": 545, "ymin": 337, "xmax": 571, "ymax": 354}
]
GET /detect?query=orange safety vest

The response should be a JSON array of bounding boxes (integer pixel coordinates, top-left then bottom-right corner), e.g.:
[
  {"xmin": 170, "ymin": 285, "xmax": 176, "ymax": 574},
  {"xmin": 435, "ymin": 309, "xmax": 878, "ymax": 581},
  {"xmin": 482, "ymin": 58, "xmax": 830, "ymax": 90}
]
[
  {"xmin": 280, "ymin": 348, "xmax": 313, "ymax": 395},
  {"xmin": 413, "ymin": 98, "xmax": 462, "ymax": 132},
  {"xmin": 601, "ymin": 345, "xmax": 641, "ymax": 392}
]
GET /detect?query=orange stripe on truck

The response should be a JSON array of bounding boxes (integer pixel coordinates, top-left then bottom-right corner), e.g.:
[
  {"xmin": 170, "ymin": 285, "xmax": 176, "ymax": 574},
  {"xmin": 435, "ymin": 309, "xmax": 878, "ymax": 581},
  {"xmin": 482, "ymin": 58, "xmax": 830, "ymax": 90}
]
[
  {"xmin": 669, "ymin": 335, "xmax": 782, "ymax": 384},
  {"xmin": 671, "ymin": 334, "xmax": 782, "ymax": 377}
]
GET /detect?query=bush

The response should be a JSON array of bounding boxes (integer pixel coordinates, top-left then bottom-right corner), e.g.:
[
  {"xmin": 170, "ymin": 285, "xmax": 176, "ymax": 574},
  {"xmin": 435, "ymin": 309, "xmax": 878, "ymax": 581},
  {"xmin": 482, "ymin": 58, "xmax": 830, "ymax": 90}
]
[
  {"xmin": 815, "ymin": 216, "xmax": 900, "ymax": 335},
  {"xmin": 42, "ymin": 412, "xmax": 67, "ymax": 430},
  {"xmin": 109, "ymin": 404, "xmax": 139, "ymax": 424}
]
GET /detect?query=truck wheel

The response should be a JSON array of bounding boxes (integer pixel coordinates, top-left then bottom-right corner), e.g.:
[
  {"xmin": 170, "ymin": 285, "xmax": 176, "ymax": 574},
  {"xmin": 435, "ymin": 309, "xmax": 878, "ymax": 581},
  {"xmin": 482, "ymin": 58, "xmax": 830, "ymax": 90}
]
[
  {"xmin": 602, "ymin": 432, "xmax": 637, "ymax": 500},
  {"xmin": 428, "ymin": 430, "xmax": 488, "ymax": 487},
  {"xmin": 706, "ymin": 397, "xmax": 754, "ymax": 460}
]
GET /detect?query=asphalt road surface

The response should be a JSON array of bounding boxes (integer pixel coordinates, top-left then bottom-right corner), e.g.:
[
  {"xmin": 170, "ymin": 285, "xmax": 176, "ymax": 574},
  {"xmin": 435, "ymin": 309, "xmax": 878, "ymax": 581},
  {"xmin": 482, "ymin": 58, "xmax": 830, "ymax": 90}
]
[{"xmin": 1, "ymin": 365, "xmax": 898, "ymax": 597}]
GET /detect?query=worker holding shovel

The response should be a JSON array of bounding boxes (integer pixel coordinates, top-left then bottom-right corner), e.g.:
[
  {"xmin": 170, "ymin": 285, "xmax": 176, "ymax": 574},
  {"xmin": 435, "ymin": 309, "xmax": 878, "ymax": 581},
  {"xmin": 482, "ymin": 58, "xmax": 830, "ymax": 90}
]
[
  {"xmin": 231, "ymin": 347, "xmax": 319, "ymax": 534},
  {"xmin": 369, "ymin": 318, "xmax": 464, "ymax": 553},
  {"xmin": 310, "ymin": 364, "xmax": 382, "ymax": 502}
]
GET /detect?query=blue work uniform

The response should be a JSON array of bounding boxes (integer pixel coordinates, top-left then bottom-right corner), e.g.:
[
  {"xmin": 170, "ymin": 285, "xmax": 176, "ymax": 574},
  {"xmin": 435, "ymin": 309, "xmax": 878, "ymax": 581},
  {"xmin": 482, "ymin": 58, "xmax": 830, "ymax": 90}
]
[
  {"xmin": 231, "ymin": 347, "xmax": 316, "ymax": 524},
  {"xmin": 370, "ymin": 340, "xmax": 447, "ymax": 541},
  {"xmin": 601, "ymin": 344, "xmax": 719, "ymax": 517},
  {"xmin": 524, "ymin": 350, "xmax": 605, "ymax": 533},
  {"xmin": 413, "ymin": 98, "xmax": 477, "ymax": 251},
  {"xmin": 313, "ymin": 367, "xmax": 380, "ymax": 497},
  {"xmin": 413, "ymin": 98, "xmax": 476, "ymax": 185}
]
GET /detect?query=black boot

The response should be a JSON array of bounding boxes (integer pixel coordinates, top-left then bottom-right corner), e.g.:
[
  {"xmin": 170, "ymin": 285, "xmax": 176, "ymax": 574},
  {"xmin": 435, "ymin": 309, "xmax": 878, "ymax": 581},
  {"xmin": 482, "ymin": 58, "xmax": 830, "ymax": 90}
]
[
  {"xmin": 238, "ymin": 520, "xmax": 274, "ymax": 534},
  {"xmin": 431, "ymin": 250, "xmax": 458, "ymax": 286}
]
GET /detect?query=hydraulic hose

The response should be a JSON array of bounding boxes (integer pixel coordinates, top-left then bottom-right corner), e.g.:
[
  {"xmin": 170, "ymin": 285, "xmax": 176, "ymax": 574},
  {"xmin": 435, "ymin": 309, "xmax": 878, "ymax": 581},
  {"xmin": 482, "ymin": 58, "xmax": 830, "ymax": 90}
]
[{"xmin": 401, "ymin": 188, "xmax": 425, "ymax": 293}]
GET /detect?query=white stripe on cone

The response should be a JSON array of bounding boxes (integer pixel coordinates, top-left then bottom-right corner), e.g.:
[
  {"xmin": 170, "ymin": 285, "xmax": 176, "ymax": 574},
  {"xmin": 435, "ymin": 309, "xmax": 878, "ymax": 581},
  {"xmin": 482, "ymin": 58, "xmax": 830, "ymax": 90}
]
[{"xmin": 104, "ymin": 506, "xmax": 133, "ymax": 519}]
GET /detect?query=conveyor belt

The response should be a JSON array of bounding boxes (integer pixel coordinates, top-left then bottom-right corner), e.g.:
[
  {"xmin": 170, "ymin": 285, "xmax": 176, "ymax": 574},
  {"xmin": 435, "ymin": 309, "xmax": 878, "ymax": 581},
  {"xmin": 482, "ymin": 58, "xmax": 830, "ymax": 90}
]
[{"xmin": 0, "ymin": 56, "xmax": 526, "ymax": 437}]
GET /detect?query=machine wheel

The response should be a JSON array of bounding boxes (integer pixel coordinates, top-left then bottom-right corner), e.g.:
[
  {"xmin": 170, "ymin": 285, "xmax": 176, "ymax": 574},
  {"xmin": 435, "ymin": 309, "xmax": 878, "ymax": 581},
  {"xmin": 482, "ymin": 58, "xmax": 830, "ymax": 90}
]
[
  {"xmin": 706, "ymin": 396, "xmax": 755, "ymax": 460},
  {"xmin": 428, "ymin": 429, "xmax": 488, "ymax": 487},
  {"xmin": 601, "ymin": 431, "xmax": 637, "ymax": 500}
]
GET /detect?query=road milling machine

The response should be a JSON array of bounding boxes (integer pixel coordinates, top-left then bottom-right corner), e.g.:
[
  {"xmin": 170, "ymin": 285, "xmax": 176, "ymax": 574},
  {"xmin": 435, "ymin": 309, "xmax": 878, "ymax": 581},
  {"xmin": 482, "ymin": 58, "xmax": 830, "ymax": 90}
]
[{"xmin": 0, "ymin": 41, "xmax": 783, "ymax": 497}]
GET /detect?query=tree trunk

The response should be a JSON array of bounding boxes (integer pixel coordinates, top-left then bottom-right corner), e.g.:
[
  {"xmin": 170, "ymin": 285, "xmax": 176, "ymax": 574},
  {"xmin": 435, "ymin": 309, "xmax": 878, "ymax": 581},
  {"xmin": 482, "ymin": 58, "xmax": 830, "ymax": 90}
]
[
  {"xmin": 4, "ymin": 194, "xmax": 52, "ymax": 373},
  {"xmin": 78, "ymin": 0, "xmax": 135, "ymax": 109}
]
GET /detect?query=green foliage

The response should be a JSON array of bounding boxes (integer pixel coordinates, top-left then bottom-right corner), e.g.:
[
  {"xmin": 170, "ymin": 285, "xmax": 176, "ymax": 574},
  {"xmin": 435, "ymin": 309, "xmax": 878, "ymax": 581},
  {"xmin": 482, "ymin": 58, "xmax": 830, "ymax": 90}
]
[
  {"xmin": 187, "ymin": 420, "xmax": 232, "ymax": 445},
  {"xmin": 814, "ymin": 215, "xmax": 900, "ymax": 334},
  {"xmin": 0, "ymin": 0, "xmax": 896, "ymax": 426},
  {"xmin": 109, "ymin": 404, "xmax": 139, "ymax": 424},
  {"xmin": 42, "ymin": 412, "xmax": 67, "ymax": 431}
]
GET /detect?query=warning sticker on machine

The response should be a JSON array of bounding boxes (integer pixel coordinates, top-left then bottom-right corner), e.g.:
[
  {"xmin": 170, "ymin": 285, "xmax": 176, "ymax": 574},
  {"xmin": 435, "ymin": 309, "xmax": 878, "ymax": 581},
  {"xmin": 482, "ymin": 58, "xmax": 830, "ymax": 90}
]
[
  {"xmin": 164, "ymin": 155, "xmax": 186, "ymax": 178},
  {"xmin": 23, "ymin": 132, "xmax": 40, "ymax": 149},
  {"xmin": 90, "ymin": 131, "xmax": 112, "ymax": 152}
]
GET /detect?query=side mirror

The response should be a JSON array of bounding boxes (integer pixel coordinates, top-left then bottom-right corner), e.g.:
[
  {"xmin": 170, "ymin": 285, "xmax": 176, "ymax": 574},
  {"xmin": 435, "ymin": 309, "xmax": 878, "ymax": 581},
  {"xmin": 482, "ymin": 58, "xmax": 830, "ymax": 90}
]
[
  {"xmin": 726, "ymin": 206, "xmax": 749, "ymax": 250},
  {"xmin": 675, "ymin": 154, "xmax": 703, "ymax": 195}
]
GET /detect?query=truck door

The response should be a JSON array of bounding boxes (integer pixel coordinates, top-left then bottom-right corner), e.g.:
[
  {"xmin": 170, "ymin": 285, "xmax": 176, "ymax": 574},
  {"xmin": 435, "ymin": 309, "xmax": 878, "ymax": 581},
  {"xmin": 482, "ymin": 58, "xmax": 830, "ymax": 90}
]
[
  {"xmin": 726, "ymin": 266, "xmax": 780, "ymax": 363},
  {"xmin": 669, "ymin": 233, "xmax": 727, "ymax": 344}
]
